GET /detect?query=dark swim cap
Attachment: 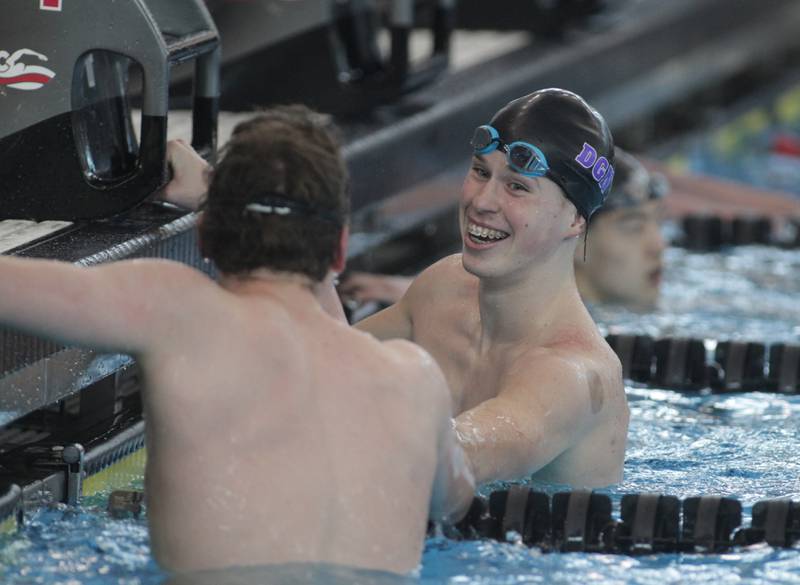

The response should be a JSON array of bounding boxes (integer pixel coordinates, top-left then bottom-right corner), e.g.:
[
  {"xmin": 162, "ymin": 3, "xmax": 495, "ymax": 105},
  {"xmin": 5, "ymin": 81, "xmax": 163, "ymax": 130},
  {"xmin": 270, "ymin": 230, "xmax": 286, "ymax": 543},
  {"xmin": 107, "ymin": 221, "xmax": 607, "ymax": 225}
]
[
  {"xmin": 597, "ymin": 148, "xmax": 668, "ymax": 215},
  {"xmin": 490, "ymin": 88, "xmax": 615, "ymax": 219}
]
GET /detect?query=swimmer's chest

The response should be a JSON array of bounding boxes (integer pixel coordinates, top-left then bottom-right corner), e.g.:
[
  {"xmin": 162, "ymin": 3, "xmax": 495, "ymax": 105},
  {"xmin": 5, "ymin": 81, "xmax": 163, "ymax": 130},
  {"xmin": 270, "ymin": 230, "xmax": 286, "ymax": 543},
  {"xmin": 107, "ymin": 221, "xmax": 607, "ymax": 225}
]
[
  {"xmin": 412, "ymin": 318, "xmax": 509, "ymax": 414},
  {"xmin": 456, "ymin": 358, "xmax": 508, "ymax": 413},
  {"xmin": 410, "ymin": 276, "xmax": 514, "ymax": 412}
]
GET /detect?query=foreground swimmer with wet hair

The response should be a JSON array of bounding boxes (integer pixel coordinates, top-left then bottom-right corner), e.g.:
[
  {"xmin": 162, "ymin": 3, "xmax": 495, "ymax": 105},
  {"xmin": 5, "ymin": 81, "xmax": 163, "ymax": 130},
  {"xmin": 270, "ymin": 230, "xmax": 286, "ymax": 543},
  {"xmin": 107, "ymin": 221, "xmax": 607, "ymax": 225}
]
[
  {"xmin": 0, "ymin": 105, "xmax": 474, "ymax": 575},
  {"xmin": 358, "ymin": 88, "xmax": 629, "ymax": 488}
]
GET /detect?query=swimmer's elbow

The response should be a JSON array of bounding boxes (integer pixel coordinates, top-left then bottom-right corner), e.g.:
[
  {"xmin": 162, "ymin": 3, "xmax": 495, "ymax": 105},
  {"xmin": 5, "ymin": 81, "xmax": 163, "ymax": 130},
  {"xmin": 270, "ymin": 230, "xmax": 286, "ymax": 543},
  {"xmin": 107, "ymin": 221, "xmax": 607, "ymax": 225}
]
[
  {"xmin": 430, "ymin": 440, "xmax": 476, "ymax": 524},
  {"xmin": 479, "ymin": 428, "xmax": 553, "ymax": 484},
  {"xmin": 430, "ymin": 465, "xmax": 476, "ymax": 525},
  {"xmin": 434, "ymin": 494, "xmax": 473, "ymax": 526}
]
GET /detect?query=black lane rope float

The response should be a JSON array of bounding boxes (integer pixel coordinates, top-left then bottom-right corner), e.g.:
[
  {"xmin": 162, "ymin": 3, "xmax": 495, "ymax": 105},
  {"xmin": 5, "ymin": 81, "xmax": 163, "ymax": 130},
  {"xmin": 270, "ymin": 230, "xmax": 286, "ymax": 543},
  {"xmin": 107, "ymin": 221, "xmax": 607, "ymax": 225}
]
[
  {"xmin": 605, "ymin": 335, "xmax": 800, "ymax": 394},
  {"xmin": 677, "ymin": 214, "xmax": 800, "ymax": 251},
  {"xmin": 447, "ymin": 487, "xmax": 800, "ymax": 554}
]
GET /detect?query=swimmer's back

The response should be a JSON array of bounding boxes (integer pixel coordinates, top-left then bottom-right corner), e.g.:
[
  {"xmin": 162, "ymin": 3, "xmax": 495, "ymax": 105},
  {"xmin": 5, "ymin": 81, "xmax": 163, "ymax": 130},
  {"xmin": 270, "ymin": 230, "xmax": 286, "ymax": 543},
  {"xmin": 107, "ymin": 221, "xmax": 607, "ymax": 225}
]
[{"xmin": 140, "ymin": 272, "xmax": 446, "ymax": 574}]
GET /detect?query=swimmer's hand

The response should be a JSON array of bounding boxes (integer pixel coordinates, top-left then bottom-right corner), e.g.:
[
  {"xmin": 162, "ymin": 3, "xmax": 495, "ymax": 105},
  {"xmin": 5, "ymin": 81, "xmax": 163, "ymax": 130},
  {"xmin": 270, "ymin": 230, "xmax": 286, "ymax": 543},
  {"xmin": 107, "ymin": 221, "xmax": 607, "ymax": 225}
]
[
  {"xmin": 155, "ymin": 139, "xmax": 211, "ymax": 211},
  {"xmin": 337, "ymin": 272, "xmax": 412, "ymax": 306}
]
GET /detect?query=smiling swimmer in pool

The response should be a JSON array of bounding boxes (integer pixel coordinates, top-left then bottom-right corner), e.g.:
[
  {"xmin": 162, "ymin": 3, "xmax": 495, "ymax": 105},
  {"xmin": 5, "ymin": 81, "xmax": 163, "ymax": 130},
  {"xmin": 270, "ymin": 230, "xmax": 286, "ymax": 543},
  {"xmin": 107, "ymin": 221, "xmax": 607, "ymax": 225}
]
[
  {"xmin": 340, "ymin": 147, "xmax": 668, "ymax": 312},
  {"xmin": 356, "ymin": 89, "xmax": 630, "ymax": 489},
  {"xmin": 0, "ymin": 106, "xmax": 474, "ymax": 575}
]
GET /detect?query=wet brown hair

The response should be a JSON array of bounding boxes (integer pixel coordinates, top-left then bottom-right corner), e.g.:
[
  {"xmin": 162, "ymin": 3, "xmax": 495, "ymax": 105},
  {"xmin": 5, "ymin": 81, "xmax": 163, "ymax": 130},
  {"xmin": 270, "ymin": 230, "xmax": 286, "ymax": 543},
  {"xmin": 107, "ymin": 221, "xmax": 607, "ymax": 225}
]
[{"xmin": 199, "ymin": 105, "xmax": 349, "ymax": 281}]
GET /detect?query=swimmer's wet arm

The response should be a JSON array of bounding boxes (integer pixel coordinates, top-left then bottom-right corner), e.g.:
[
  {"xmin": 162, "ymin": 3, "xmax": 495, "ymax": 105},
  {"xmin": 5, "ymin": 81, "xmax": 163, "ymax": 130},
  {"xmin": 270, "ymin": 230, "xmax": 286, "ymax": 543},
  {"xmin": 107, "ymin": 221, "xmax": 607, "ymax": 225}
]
[
  {"xmin": 354, "ymin": 296, "xmax": 413, "ymax": 340},
  {"xmin": 337, "ymin": 273, "xmax": 412, "ymax": 305},
  {"xmin": 354, "ymin": 256, "xmax": 447, "ymax": 340},
  {"xmin": 454, "ymin": 357, "xmax": 594, "ymax": 486},
  {"xmin": 0, "ymin": 257, "xmax": 208, "ymax": 352}
]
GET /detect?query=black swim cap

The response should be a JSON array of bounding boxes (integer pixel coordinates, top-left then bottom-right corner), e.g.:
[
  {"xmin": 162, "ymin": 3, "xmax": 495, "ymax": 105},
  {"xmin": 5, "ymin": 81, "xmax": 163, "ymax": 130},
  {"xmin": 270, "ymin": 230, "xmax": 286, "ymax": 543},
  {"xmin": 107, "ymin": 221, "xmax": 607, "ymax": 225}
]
[
  {"xmin": 597, "ymin": 148, "xmax": 668, "ymax": 215},
  {"xmin": 490, "ymin": 88, "xmax": 615, "ymax": 219}
]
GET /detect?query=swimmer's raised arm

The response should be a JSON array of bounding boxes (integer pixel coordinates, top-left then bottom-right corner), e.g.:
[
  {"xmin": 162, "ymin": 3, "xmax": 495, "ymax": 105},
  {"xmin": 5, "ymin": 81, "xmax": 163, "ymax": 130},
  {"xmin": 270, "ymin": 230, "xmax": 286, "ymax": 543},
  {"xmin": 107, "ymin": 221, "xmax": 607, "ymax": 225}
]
[
  {"xmin": 354, "ymin": 265, "xmax": 435, "ymax": 340},
  {"xmin": 0, "ymin": 257, "xmax": 210, "ymax": 354},
  {"xmin": 454, "ymin": 352, "xmax": 597, "ymax": 486},
  {"xmin": 158, "ymin": 139, "xmax": 211, "ymax": 211},
  {"xmin": 338, "ymin": 273, "xmax": 412, "ymax": 306},
  {"xmin": 354, "ymin": 297, "xmax": 413, "ymax": 340}
]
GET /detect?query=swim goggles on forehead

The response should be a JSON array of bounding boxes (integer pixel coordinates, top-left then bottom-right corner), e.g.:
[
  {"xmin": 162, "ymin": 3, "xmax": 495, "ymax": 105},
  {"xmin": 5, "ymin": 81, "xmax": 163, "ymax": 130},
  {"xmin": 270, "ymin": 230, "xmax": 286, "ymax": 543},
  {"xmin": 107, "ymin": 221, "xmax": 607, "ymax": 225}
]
[{"xmin": 470, "ymin": 125, "xmax": 550, "ymax": 177}]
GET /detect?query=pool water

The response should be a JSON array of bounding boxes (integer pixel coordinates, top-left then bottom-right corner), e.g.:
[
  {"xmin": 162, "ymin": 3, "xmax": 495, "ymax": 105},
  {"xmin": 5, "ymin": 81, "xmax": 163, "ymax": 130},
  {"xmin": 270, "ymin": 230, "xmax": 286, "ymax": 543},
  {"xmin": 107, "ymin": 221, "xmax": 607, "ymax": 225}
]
[
  {"xmin": 1, "ymin": 245, "xmax": 799, "ymax": 584},
  {"xmin": 659, "ymin": 76, "xmax": 800, "ymax": 197},
  {"xmin": 592, "ymin": 243, "xmax": 800, "ymax": 342},
  {"xmin": 422, "ymin": 386, "xmax": 800, "ymax": 585},
  {"xmin": 0, "ymin": 497, "xmax": 159, "ymax": 585}
]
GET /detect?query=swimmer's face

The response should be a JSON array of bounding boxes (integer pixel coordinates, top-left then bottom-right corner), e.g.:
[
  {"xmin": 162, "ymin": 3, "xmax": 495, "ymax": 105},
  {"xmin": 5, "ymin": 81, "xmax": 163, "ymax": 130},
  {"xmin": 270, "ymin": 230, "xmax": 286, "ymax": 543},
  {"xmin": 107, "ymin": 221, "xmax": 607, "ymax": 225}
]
[
  {"xmin": 575, "ymin": 200, "xmax": 665, "ymax": 310},
  {"xmin": 460, "ymin": 151, "xmax": 582, "ymax": 279}
]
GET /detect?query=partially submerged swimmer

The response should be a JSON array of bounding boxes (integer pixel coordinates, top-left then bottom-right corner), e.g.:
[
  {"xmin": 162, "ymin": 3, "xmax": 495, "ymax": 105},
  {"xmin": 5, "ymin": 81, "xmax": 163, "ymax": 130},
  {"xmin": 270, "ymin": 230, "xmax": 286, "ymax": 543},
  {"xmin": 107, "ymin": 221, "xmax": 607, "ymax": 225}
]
[
  {"xmin": 0, "ymin": 106, "xmax": 474, "ymax": 574},
  {"xmin": 574, "ymin": 148, "xmax": 667, "ymax": 311},
  {"xmin": 357, "ymin": 89, "xmax": 630, "ymax": 488},
  {"xmin": 339, "ymin": 147, "xmax": 668, "ymax": 311}
]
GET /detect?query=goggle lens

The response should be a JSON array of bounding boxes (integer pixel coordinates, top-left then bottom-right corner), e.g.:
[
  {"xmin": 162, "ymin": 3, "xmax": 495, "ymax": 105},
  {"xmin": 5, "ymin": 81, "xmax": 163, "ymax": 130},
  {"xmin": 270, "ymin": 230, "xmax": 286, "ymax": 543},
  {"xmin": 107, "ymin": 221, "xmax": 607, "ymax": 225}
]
[
  {"xmin": 470, "ymin": 126, "xmax": 496, "ymax": 152},
  {"xmin": 509, "ymin": 145, "xmax": 534, "ymax": 170},
  {"xmin": 470, "ymin": 125, "xmax": 549, "ymax": 177},
  {"xmin": 508, "ymin": 142, "xmax": 548, "ymax": 177}
]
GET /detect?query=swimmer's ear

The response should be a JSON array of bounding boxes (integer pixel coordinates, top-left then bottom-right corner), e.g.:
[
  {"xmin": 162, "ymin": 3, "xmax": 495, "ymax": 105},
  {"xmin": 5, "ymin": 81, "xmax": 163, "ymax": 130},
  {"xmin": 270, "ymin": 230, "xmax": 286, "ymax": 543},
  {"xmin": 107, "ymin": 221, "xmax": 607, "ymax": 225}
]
[
  {"xmin": 566, "ymin": 209, "xmax": 586, "ymax": 238},
  {"xmin": 332, "ymin": 225, "xmax": 349, "ymax": 273}
]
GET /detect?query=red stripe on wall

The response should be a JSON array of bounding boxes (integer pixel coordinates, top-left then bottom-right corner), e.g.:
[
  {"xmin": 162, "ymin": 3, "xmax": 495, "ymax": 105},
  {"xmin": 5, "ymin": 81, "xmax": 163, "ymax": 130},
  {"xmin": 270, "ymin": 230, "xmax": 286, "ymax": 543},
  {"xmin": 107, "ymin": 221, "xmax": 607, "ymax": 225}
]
[{"xmin": 0, "ymin": 73, "xmax": 53, "ymax": 85}]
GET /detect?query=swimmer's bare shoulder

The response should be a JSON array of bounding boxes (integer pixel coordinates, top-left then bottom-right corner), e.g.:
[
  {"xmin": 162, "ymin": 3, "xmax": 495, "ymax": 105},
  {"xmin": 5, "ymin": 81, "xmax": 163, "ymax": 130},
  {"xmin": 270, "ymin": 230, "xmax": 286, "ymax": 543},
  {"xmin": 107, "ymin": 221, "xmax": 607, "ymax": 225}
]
[
  {"xmin": 399, "ymin": 254, "xmax": 476, "ymax": 326},
  {"xmin": 405, "ymin": 254, "xmax": 474, "ymax": 305},
  {"xmin": 357, "ymin": 329, "xmax": 451, "ymax": 407},
  {"xmin": 121, "ymin": 259, "xmax": 232, "ymax": 343},
  {"xmin": 534, "ymin": 324, "xmax": 624, "ymax": 419},
  {"xmin": 386, "ymin": 337, "xmax": 448, "ymax": 384},
  {"xmin": 356, "ymin": 253, "xmax": 475, "ymax": 341},
  {"xmin": 505, "ymin": 338, "xmax": 627, "ymax": 484}
]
